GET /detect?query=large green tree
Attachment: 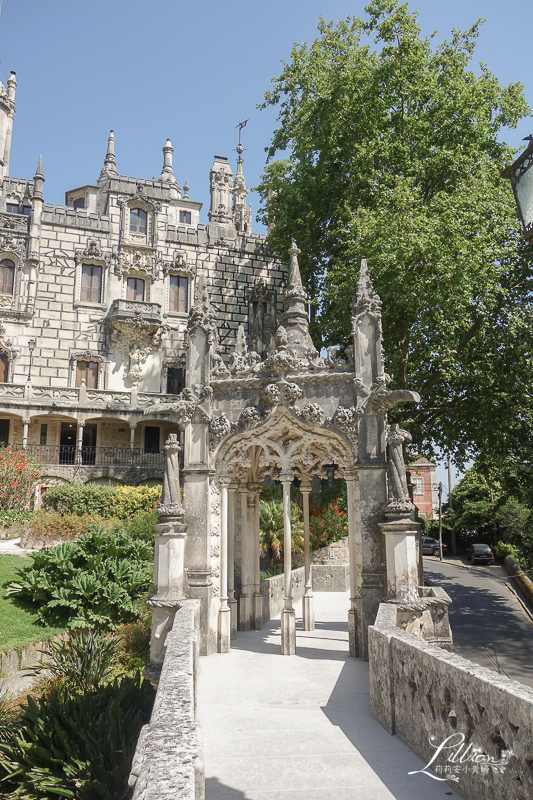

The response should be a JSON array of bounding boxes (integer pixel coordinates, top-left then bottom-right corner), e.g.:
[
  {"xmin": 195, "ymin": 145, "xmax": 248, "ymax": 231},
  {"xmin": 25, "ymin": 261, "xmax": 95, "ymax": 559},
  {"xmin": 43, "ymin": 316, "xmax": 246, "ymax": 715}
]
[{"xmin": 257, "ymin": 0, "xmax": 533, "ymax": 470}]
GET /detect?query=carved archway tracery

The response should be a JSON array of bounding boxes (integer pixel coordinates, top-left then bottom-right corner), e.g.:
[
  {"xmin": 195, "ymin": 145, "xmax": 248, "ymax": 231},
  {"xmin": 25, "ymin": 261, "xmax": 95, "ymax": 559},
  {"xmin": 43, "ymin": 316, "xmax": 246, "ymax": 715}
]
[{"xmin": 217, "ymin": 404, "xmax": 353, "ymax": 485}]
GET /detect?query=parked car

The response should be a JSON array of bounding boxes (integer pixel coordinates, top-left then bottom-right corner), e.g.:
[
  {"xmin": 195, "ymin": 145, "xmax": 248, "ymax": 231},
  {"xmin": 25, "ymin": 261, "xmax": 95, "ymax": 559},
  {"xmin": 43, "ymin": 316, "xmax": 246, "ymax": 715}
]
[
  {"xmin": 466, "ymin": 543, "xmax": 494, "ymax": 565},
  {"xmin": 421, "ymin": 537, "xmax": 448, "ymax": 556}
]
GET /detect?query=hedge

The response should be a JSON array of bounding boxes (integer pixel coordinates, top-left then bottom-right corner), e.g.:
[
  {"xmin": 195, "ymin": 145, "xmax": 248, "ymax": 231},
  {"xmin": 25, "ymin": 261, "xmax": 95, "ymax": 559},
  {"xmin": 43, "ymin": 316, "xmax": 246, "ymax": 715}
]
[{"xmin": 42, "ymin": 484, "xmax": 161, "ymax": 520}]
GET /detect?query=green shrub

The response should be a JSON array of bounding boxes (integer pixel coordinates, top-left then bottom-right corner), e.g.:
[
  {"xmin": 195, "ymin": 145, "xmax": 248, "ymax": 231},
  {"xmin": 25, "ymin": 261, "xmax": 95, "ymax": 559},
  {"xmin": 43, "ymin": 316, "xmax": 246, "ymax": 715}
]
[
  {"xmin": 0, "ymin": 509, "xmax": 34, "ymax": 529},
  {"xmin": 116, "ymin": 509, "xmax": 158, "ymax": 542},
  {"xmin": 494, "ymin": 540, "xmax": 528, "ymax": 570},
  {"xmin": 29, "ymin": 630, "xmax": 121, "ymax": 696},
  {"xmin": 7, "ymin": 526, "xmax": 154, "ymax": 630},
  {"xmin": 114, "ymin": 617, "xmax": 151, "ymax": 672},
  {"xmin": 0, "ymin": 673, "xmax": 153, "ymax": 799},
  {"xmin": 42, "ymin": 483, "xmax": 161, "ymax": 520},
  {"xmin": 111, "ymin": 485, "xmax": 161, "ymax": 520}
]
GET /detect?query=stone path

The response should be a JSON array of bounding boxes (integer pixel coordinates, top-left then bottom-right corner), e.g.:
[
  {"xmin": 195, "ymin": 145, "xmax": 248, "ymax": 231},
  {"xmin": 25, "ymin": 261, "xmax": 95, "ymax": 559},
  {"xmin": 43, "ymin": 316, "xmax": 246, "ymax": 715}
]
[{"xmin": 197, "ymin": 592, "xmax": 460, "ymax": 800}]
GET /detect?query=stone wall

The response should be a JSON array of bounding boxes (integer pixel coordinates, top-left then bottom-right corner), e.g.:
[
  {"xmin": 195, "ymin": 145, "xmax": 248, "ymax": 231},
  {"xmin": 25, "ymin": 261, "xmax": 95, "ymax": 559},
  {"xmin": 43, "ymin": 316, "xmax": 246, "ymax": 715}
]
[
  {"xmin": 260, "ymin": 567, "xmax": 305, "ymax": 624},
  {"xmin": 129, "ymin": 600, "xmax": 204, "ymax": 800},
  {"xmin": 369, "ymin": 602, "xmax": 533, "ymax": 799},
  {"xmin": 294, "ymin": 535, "xmax": 349, "ymax": 567}
]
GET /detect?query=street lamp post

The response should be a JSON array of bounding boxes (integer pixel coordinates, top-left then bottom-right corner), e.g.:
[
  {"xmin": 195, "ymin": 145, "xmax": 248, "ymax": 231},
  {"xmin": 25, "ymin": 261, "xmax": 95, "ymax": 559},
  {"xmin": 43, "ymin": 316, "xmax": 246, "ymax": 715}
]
[
  {"xmin": 27, "ymin": 339, "xmax": 36, "ymax": 382},
  {"xmin": 501, "ymin": 137, "xmax": 533, "ymax": 241}
]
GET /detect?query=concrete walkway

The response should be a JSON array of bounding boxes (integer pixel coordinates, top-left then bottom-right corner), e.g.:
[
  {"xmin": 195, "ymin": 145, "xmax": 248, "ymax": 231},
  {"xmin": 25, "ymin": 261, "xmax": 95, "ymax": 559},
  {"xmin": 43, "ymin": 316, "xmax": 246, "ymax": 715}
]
[{"xmin": 197, "ymin": 593, "xmax": 460, "ymax": 800}]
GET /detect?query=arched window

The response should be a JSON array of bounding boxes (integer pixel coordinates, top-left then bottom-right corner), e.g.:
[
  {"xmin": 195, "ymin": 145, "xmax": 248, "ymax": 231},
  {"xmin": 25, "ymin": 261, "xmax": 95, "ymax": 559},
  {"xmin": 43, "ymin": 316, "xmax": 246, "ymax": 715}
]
[
  {"xmin": 130, "ymin": 207, "xmax": 147, "ymax": 234},
  {"xmin": 0, "ymin": 259, "xmax": 15, "ymax": 295}
]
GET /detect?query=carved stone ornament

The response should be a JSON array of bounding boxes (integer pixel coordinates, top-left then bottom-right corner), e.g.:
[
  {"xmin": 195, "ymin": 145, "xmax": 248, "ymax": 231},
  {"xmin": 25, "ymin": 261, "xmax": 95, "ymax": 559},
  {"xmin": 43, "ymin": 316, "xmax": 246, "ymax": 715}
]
[
  {"xmin": 143, "ymin": 398, "xmax": 197, "ymax": 425},
  {"xmin": 263, "ymin": 383, "xmax": 281, "ymax": 405},
  {"xmin": 110, "ymin": 322, "xmax": 163, "ymax": 385},
  {"xmin": 211, "ymin": 352, "xmax": 229, "ymax": 376},
  {"xmin": 74, "ymin": 239, "xmax": 114, "ymax": 270},
  {"xmin": 162, "ymin": 250, "xmax": 197, "ymax": 278},
  {"xmin": 115, "ymin": 247, "xmax": 161, "ymax": 280},
  {"xmin": 301, "ymin": 403, "xmax": 326, "ymax": 426},
  {"xmin": 239, "ymin": 406, "xmax": 262, "ymax": 429},
  {"xmin": 209, "ymin": 414, "xmax": 231, "ymax": 447},
  {"xmin": 333, "ymin": 405, "xmax": 361, "ymax": 445},
  {"xmin": 264, "ymin": 324, "xmax": 303, "ymax": 374},
  {"xmin": 0, "ymin": 232, "xmax": 27, "ymax": 260},
  {"xmin": 186, "ymin": 275, "xmax": 217, "ymax": 343},
  {"xmin": 229, "ymin": 324, "xmax": 261, "ymax": 375}
]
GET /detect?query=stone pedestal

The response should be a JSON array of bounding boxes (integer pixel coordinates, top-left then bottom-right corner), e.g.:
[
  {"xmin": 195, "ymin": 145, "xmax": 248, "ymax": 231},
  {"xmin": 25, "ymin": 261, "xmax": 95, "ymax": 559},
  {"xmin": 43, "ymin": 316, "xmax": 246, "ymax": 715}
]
[
  {"xmin": 379, "ymin": 515, "xmax": 420, "ymax": 602},
  {"xmin": 281, "ymin": 608, "xmax": 296, "ymax": 655}
]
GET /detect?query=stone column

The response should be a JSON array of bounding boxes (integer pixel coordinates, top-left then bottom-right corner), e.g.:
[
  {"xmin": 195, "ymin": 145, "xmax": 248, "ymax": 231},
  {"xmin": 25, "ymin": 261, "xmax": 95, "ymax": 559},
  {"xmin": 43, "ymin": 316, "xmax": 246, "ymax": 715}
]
[
  {"xmin": 238, "ymin": 484, "xmax": 252, "ymax": 630},
  {"xmin": 217, "ymin": 477, "xmax": 231, "ymax": 653},
  {"xmin": 129, "ymin": 422, "xmax": 137, "ymax": 465},
  {"xmin": 280, "ymin": 471, "xmax": 296, "ymax": 655},
  {"xmin": 346, "ymin": 469, "xmax": 362, "ymax": 656},
  {"xmin": 146, "ymin": 433, "xmax": 188, "ymax": 686},
  {"xmin": 228, "ymin": 483, "xmax": 237, "ymax": 638},
  {"xmin": 75, "ymin": 420, "xmax": 85, "ymax": 465},
  {"xmin": 250, "ymin": 483, "xmax": 263, "ymax": 630},
  {"xmin": 21, "ymin": 417, "xmax": 30, "ymax": 450},
  {"xmin": 301, "ymin": 481, "xmax": 314, "ymax": 631}
]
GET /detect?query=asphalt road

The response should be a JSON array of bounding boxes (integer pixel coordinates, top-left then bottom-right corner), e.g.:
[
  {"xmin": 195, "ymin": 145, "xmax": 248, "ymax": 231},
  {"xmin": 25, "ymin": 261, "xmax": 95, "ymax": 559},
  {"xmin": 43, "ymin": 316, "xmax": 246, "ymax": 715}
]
[{"xmin": 424, "ymin": 557, "xmax": 533, "ymax": 689}]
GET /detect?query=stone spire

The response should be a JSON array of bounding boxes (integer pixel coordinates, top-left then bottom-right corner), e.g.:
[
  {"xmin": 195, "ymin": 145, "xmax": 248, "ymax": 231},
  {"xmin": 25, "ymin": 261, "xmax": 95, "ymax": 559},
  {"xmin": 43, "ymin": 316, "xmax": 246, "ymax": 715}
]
[
  {"xmin": 99, "ymin": 130, "xmax": 118, "ymax": 180},
  {"xmin": 280, "ymin": 242, "xmax": 317, "ymax": 359},
  {"xmin": 232, "ymin": 137, "xmax": 251, "ymax": 233},
  {"xmin": 159, "ymin": 139, "xmax": 180, "ymax": 197},
  {"xmin": 32, "ymin": 155, "xmax": 44, "ymax": 200}
]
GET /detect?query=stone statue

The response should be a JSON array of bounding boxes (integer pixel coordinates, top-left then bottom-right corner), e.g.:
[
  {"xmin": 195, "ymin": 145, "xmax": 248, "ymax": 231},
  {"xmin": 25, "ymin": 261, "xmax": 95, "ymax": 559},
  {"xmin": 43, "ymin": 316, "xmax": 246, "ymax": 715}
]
[
  {"xmin": 157, "ymin": 433, "xmax": 183, "ymax": 517},
  {"xmin": 386, "ymin": 423, "xmax": 414, "ymax": 514}
]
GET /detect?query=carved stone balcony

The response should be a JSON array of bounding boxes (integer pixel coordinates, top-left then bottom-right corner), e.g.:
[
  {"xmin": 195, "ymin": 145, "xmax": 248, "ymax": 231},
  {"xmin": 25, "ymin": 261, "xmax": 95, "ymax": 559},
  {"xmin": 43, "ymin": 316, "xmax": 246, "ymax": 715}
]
[{"xmin": 109, "ymin": 299, "xmax": 162, "ymax": 334}]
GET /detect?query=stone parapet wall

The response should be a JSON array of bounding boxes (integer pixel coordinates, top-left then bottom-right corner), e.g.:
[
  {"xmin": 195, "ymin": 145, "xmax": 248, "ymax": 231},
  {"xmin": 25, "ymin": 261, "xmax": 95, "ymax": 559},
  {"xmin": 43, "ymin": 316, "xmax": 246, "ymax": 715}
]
[
  {"xmin": 260, "ymin": 567, "xmax": 305, "ymax": 624},
  {"xmin": 129, "ymin": 600, "xmax": 204, "ymax": 800},
  {"xmin": 369, "ymin": 602, "xmax": 533, "ymax": 799}
]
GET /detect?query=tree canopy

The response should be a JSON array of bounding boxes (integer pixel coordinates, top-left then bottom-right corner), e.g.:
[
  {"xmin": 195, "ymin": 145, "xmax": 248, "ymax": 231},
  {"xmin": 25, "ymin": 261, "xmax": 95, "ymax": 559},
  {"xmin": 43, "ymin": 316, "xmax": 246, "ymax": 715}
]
[{"xmin": 257, "ymin": 0, "xmax": 533, "ymax": 473}]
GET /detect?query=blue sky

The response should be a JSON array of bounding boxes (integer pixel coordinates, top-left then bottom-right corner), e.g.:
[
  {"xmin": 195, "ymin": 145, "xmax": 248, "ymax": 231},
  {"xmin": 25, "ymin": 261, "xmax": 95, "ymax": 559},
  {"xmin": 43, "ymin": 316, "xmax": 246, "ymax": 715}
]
[{"xmin": 1, "ymin": 0, "xmax": 530, "ymax": 488}]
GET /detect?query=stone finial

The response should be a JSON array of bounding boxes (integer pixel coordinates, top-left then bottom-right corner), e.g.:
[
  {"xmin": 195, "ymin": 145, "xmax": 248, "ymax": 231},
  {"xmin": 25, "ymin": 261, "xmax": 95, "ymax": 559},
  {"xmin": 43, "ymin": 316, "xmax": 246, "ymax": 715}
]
[
  {"xmin": 99, "ymin": 130, "xmax": 119, "ymax": 180},
  {"xmin": 157, "ymin": 433, "xmax": 184, "ymax": 518},
  {"xmin": 183, "ymin": 180, "xmax": 190, "ymax": 199},
  {"xmin": 279, "ymin": 241, "xmax": 318, "ymax": 360},
  {"xmin": 352, "ymin": 258, "xmax": 382, "ymax": 318},
  {"xmin": 159, "ymin": 139, "xmax": 180, "ymax": 196},
  {"xmin": 32, "ymin": 155, "xmax": 44, "ymax": 200},
  {"xmin": 7, "ymin": 71, "xmax": 16, "ymax": 102}
]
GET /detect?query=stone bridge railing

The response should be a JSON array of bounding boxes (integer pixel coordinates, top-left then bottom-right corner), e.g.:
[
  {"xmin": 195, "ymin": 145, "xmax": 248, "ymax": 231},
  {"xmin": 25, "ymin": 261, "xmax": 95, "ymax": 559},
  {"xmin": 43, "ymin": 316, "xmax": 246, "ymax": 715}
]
[
  {"xmin": 129, "ymin": 600, "xmax": 205, "ymax": 800},
  {"xmin": 369, "ymin": 601, "xmax": 533, "ymax": 799}
]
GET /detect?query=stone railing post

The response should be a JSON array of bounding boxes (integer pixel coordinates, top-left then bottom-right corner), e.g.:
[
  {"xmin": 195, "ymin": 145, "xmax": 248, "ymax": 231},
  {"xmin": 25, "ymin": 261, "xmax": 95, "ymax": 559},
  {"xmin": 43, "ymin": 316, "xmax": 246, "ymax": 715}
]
[{"xmin": 218, "ymin": 476, "xmax": 231, "ymax": 653}]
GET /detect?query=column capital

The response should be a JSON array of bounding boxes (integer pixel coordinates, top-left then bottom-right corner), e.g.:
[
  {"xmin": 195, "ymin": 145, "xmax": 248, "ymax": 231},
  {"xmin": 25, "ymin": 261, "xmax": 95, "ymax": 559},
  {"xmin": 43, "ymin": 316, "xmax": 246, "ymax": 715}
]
[
  {"xmin": 129, "ymin": 422, "xmax": 137, "ymax": 430},
  {"xmin": 344, "ymin": 468, "xmax": 356, "ymax": 482},
  {"xmin": 279, "ymin": 471, "xmax": 294, "ymax": 484},
  {"xmin": 77, "ymin": 420, "xmax": 86, "ymax": 428},
  {"xmin": 300, "ymin": 480, "xmax": 312, "ymax": 493},
  {"xmin": 219, "ymin": 475, "xmax": 232, "ymax": 488},
  {"xmin": 22, "ymin": 416, "xmax": 31, "ymax": 426}
]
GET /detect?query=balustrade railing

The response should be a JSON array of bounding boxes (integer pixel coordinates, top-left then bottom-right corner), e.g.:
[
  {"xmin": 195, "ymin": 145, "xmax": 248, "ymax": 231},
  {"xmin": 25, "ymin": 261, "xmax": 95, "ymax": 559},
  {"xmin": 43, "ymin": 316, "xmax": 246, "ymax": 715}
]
[{"xmin": 19, "ymin": 444, "xmax": 165, "ymax": 469}]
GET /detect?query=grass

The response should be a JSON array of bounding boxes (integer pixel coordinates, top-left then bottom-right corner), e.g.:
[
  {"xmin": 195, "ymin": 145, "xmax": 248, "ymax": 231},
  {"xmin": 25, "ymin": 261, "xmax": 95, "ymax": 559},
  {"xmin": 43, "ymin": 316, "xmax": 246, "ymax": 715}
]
[{"xmin": 0, "ymin": 555, "xmax": 65, "ymax": 654}]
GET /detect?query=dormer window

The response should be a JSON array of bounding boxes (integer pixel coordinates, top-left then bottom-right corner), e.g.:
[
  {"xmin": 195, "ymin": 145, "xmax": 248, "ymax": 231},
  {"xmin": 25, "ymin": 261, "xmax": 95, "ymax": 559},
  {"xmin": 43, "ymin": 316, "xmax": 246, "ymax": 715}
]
[
  {"xmin": 0, "ymin": 259, "xmax": 15, "ymax": 295},
  {"xmin": 130, "ymin": 207, "xmax": 147, "ymax": 234},
  {"xmin": 73, "ymin": 197, "xmax": 85, "ymax": 210},
  {"xmin": 169, "ymin": 274, "xmax": 188, "ymax": 312},
  {"xmin": 127, "ymin": 276, "xmax": 145, "ymax": 301},
  {"xmin": 179, "ymin": 210, "xmax": 191, "ymax": 224}
]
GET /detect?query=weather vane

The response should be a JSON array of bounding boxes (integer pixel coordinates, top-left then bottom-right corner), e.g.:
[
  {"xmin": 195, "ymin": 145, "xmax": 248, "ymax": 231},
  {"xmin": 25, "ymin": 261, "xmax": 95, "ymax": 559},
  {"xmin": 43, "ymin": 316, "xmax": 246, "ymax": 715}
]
[{"xmin": 235, "ymin": 119, "xmax": 249, "ymax": 160}]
